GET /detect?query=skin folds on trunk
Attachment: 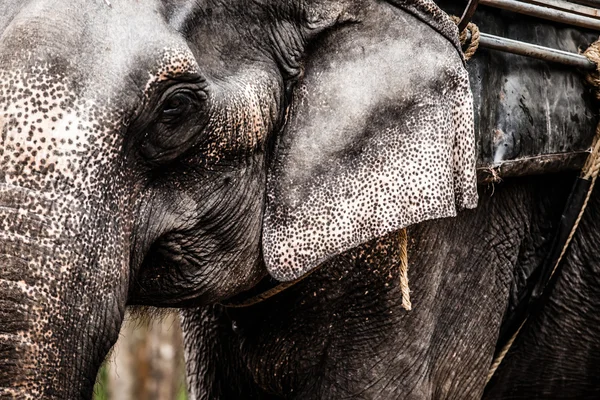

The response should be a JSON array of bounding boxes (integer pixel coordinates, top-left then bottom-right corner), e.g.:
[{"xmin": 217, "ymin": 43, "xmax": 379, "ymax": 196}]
[
  {"xmin": 0, "ymin": 184, "xmax": 129, "ymax": 399},
  {"xmin": 0, "ymin": 16, "xmax": 138, "ymax": 393}
]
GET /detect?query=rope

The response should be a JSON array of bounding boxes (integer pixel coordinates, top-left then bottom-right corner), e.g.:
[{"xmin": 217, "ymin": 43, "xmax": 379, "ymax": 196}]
[
  {"xmin": 399, "ymin": 229, "xmax": 411, "ymax": 311},
  {"xmin": 451, "ymin": 16, "xmax": 480, "ymax": 61},
  {"xmin": 399, "ymin": 229, "xmax": 412, "ymax": 311},
  {"xmin": 222, "ymin": 263, "xmax": 323, "ymax": 308},
  {"xmin": 485, "ymin": 38, "xmax": 600, "ymax": 385},
  {"xmin": 585, "ymin": 41, "xmax": 600, "ymax": 102},
  {"xmin": 485, "ymin": 321, "xmax": 525, "ymax": 384}
]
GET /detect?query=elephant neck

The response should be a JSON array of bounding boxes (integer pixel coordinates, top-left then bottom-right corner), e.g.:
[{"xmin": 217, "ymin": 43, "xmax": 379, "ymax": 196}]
[
  {"xmin": 182, "ymin": 176, "xmax": 574, "ymax": 399},
  {"xmin": 486, "ymin": 182, "xmax": 600, "ymax": 397},
  {"xmin": 183, "ymin": 232, "xmax": 414, "ymax": 398}
]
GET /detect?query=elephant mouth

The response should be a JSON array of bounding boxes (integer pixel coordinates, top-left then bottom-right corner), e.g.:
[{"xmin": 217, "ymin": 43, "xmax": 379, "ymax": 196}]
[
  {"xmin": 130, "ymin": 236, "xmax": 199, "ymax": 305},
  {"xmin": 130, "ymin": 232, "xmax": 267, "ymax": 307}
]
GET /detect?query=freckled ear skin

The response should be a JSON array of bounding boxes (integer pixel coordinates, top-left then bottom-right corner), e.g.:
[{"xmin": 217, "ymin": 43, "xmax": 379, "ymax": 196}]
[{"xmin": 263, "ymin": 3, "xmax": 478, "ymax": 282}]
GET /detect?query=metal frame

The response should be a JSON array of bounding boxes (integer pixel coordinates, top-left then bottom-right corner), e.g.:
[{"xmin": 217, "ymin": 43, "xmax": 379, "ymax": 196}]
[
  {"xmin": 458, "ymin": 0, "xmax": 481, "ymax": 31},
  {"xmin": 476, "ymin": 32, "xmax": 597, "ymax": 69},
  {"xmin": 563, "ymin": 0, "xmax": 600, "ymax": 8},
  {"xmin": 480, "ymin": 0, "xmax": 600, "ymax": 30},
  {"xmin": 465, "ymin": 0, "xmax": 600, "ymax": 70},
  {"xmin": 522, "ymin": 0, "xmax": 600, "ymax": 18}
]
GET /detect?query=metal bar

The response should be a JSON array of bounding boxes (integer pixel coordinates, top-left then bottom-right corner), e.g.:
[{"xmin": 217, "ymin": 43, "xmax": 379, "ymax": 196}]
[
  {"xmin": 479, "ymin": 0, "xmax": 600, "ymax": 30},
  {"xmin": 521, "ymin": 0, "xmax": 600, "ymax": 18},
  {"xmin": 569, "ymin": 0, "xmax": 600, "ymax": 9},
  {"xmin": 477, "ymin": 32, "xmax": 597, "ymax": 69},
  {"xmin": 459, "ymin": 0, "xmax": 481, "ymax": 31}
]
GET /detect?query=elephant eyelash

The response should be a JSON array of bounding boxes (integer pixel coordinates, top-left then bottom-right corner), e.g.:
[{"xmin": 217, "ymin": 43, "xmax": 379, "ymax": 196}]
[
  {"xmin": 128, "ymin": 77, "xmax": 208, "ymax": 128},
  {"xmin": 158, "ymin": 89, "xmax": 208, "ymax": 124}
]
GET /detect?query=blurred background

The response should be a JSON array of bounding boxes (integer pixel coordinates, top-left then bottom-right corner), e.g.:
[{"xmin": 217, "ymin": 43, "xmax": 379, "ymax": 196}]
[{"xmin": 93, "ymin": 311, "xmax": 188, "ymax": 400}]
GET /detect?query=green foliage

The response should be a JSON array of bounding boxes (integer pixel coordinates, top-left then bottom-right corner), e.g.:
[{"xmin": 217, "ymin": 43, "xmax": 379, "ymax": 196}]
[
  {"xmin": 93, "ymin": 364, "xmax": 108, "ymax": 400},
  {"xmin": 177, "ymin": 384, "xmax": 189, "ymax": 400}
]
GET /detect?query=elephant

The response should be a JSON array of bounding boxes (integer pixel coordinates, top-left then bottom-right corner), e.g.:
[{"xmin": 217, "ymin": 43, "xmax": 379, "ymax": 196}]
[
  {"xmin": 0, "ymin": 0, "xmax": 478, "ymax": 398},
  {"xmin": 179, "ymin": 2, "xmax": 600, "ymax": 400}
]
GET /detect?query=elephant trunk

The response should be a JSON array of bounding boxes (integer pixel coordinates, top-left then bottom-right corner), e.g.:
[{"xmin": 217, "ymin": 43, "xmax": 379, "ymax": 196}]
[{"xmin": 0, "ymin": 183, "xmax": 130, "ymax": 399}]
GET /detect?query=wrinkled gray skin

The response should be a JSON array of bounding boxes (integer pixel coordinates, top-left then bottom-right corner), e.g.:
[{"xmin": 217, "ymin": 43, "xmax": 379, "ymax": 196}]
[
  {"xmin": 482, "ymin": 183, "xmax": 600, "ymax": 399},
  {"xmin": 0, "ymin": 0, "xmax": 476, "ymax": 398},
  {"xmin": 7, "ymin": 0, "xmax": 595, "ymax": 398},
  {"xmin": 182, "ymin": 174, "xmax": 589, "ymax": 399},
  {"xmin": 180, "ymin": 5, "xmax": 600, "ymax": 400}
]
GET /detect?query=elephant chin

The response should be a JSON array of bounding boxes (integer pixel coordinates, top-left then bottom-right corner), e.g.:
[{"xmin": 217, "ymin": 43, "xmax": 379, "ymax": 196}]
[
  {"xmin": 0, "ymin": 183, "xmax": 130, "ymax": 399},
  {"xmin": 129, "ymin": 235, "xmax": 267, "ymax": 307}
]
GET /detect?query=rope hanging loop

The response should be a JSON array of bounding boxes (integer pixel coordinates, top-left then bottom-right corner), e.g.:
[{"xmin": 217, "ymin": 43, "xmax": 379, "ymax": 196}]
[{"xmin": 451, "ymin": 16, "xmax": 481, "ymax": 61}]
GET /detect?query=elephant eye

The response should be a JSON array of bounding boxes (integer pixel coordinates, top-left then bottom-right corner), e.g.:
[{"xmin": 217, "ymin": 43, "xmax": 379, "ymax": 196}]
[
  {"xmin": 160, "ymin": 91, "xmax": 193, "ymax": 120},
  {"xmin": 163, "ymin": 93, "xmax": 188, "ymax": 114},
  {"xmin": 135, "ymin": 85, "xmax": 210, "ymax": 164},
  {"xmin": 160, "ymin": 89, "xmax": 207, "ymax": 122}
]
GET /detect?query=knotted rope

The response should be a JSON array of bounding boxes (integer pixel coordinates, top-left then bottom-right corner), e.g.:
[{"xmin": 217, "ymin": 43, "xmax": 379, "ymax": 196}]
[
  {"xmin": 485, "ymin": 38, "xmax": 600, "ymax": 384},
  {"xmin": 451, "ymin": 17, "xmax": 481, "ymax": 61}
]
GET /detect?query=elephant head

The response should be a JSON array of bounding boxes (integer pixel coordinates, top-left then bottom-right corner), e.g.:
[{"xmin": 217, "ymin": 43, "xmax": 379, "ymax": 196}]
[{"xmin": 0, "ymin": 0, "xmax": 476, "ymax": 397}]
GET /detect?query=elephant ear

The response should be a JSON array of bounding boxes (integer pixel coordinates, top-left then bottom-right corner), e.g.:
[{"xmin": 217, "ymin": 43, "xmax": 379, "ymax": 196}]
[{"xmin": 263, "ymin": 2, "xmax": 478, "ymax": 282}]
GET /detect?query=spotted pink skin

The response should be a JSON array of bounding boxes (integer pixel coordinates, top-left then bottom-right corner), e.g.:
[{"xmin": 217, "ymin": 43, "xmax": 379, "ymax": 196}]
[{"xmin": 0, "ymin": 61, "xmax": 134, "ymax": 398}]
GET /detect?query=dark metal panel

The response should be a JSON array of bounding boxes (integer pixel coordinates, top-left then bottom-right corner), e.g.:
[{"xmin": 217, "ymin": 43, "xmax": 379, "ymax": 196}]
[{"xmin": 438, "ymin": 1, "xmax": 599, "ymax": 177}]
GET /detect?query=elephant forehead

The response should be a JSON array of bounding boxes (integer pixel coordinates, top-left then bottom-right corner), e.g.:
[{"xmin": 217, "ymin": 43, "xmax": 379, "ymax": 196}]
[{"xmin": 0, "ymin": 64, "xmax": 121, "ymax": 191}]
